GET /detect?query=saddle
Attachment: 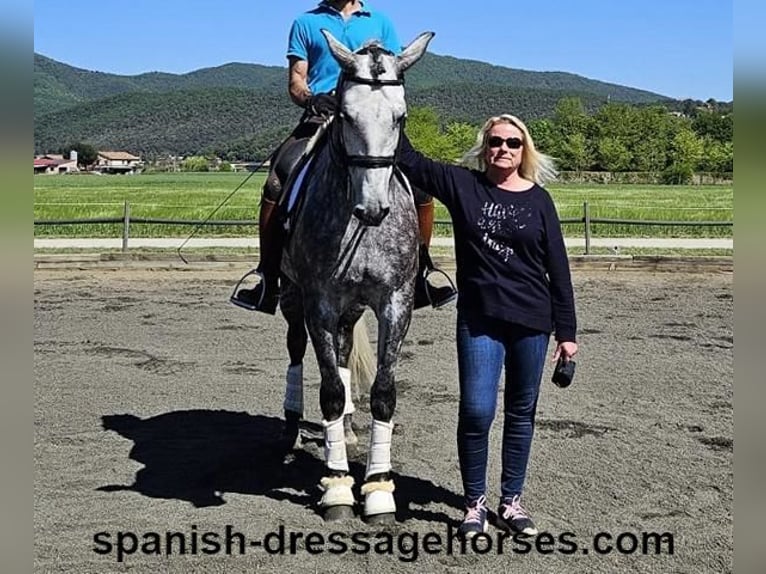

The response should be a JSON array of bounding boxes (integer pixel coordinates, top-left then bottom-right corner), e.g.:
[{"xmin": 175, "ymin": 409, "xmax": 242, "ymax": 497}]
[{"xmin": 277, "ymin": 116, "xmax": 333, "ymax": 238}]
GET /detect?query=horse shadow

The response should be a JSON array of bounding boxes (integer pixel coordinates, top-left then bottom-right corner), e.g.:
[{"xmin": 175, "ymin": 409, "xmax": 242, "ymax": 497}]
[{"xmin": 98, "ymin": 409, "xmax": 462, "ymax": 524}]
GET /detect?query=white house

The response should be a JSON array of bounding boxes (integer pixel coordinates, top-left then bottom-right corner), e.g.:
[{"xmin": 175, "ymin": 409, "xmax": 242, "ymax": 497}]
[
  {"xmin": 33, "ymin": 152, "xmax": 79, "ymax": 174},
  {"xmin": 95, "ymin": 151, "xmax": 142, "ymax": 174}
]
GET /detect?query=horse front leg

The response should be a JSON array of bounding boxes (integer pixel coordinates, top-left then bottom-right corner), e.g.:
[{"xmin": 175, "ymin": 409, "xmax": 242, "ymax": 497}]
[
  {"xmin": 305, "ymin": 308, "xmax": 355, "ymax": 521},
  {"xmin": 279, "ymin": 281, "xmax": 308, "ymax": 451},
  {"xmin": 363, "ymin": 296, "xmax": 412, "ymax": 524}
]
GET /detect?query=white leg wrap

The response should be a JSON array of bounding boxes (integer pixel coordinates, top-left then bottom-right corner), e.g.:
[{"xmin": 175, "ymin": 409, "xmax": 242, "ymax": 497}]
[
  {"xmin": 339, "ymin": 367, "xmax": 355, "ymax": 415},
  {"xmin": 283, "ymin": 364, "xmax": 303, "ymax": 415},
  {"xmin": 365, "ymin": 419, "xmax": 394, "ymax": 479},
  {"xmin": 323, "ymin": 417, "xmax": 349, "ymax": 472}
]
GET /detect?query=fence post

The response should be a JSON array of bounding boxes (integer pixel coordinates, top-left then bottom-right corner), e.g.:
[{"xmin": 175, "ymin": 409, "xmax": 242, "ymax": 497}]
[
  {"xmin": 122, "ymin": 201, "xmax": 130, "ymax": 252},
  {"xmin": 583, "ymin": 201, "xmax": 591, "ymax": 255}
]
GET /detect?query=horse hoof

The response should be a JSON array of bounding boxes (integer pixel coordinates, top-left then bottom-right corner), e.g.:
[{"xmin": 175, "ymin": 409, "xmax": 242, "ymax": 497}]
[
  {"xmin": 280, "ymin": 419, "xmax": 301, "ymax": 451},
  {"xmin": 364, "ymin": 512, "xmax": 395, "ymax": 526},
  {"xmin": 323, "ymin": 505, "xmax": 355, "ymax": 522},
  {"xmin": 279, "ymin": 431, "xmax": 300, "ymax": 452}
]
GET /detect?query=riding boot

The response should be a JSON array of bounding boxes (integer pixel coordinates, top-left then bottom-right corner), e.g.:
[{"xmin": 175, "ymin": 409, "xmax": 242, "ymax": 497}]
[
  {"xmin": 233, "ymin": 198, "xmax": 282, "ymax": 314},
  {"xmin": 413, "ymin": 201, "xmax": 458, "ymax": 310}
]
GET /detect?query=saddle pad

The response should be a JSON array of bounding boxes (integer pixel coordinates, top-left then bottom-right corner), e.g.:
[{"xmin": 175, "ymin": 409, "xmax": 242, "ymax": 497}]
[
  {"xmin": 282, "ymin": 119, "xmax": 333, "ymax": 233},
  {"xmin": 286, "ymin": 155, "xmax": 314, "ymax": 215}
]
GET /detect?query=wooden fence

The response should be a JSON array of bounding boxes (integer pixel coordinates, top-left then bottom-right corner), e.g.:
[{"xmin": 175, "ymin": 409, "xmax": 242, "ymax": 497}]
[{"xmin": 34, "ymin": 201, "xmax": 732, "ymax": 255}]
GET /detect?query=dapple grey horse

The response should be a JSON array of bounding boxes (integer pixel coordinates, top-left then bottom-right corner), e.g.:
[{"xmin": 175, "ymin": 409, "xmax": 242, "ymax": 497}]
[{"xmin": 279, "ymin": 30, "xmax": 435, "ymax": 523}]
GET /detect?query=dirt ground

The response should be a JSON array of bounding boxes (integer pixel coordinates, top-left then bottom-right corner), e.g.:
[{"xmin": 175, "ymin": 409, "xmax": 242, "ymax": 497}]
[{"xmin": 34, "ymin": 267, "xmax": 733, "ymax": 573}]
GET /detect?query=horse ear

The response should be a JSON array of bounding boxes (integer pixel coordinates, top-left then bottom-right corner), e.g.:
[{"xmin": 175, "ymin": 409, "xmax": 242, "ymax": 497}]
[
  {"xmin": 396, "ymin": 32, "xmax": 435, "ymax": 74},
  {"xmin": 321, "ymin": 29, "xmax": 356, "ymax": 71}
]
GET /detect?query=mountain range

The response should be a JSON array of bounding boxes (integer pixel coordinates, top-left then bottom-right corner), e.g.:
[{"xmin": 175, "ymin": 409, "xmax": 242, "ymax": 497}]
[{"xmin": 34, "ymin": 52, "xmax": 675, "ymax": 156}]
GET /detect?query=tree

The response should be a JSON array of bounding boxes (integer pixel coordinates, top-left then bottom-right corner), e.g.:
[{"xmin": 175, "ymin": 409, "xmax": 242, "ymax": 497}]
[
  {"xmin": 633, "ymin": 138, "xmax": 667, "ymax": 173},
  {"xmin": 632, "ymin": 106, "xmax": 674, "ymax": 172},
  {"xmin": 553, "ymin": 97, "xmax": 590, "ymax": 134},
  {"xmin": 557, "ymin": 133, "xmax": 590, "ymax": 172},
  {"xmin": 406, "ymin": 107, "xmax": 477, "ymax": 163},
  {"xmin": 663, "ymin": 127, "xmax": 704, "ymax": 184},
  {"xmin": 681, "ymin": 99, "xmax": 698, "ymax": 117},
  {"xmin": 528, "ymin": 118, "xmax": 556, "ymax": 156},
  {"xmin": 181, "ymin": 156, "xmax": 209, "ymax": 172},
  {"xmin": 61, "ymin": 141, "xmax": 98, "ymax": 169},
  {"xmin": 597, "ymin": 136, "xmax": 631, "ymax": 172},
  {"xmin": 405, "ymin": 107, "xmax": 446, "ymax": 159},
  {"xmin": 692, "ymin": 109, "xmax": 733, "ymax": 143},
  {"xmin": 699, "ymin": 138, "xmax": 733, "ymax": 175},
  {"xmin": 551, "ymin": 98, "xmax": 593, "ymax": 170},
  {"xmin": 591, "ymin": 104, "xmax": 636, "ymax": 171},
  {"xmin": 443, "ymin": 121, "xmax": 478, "ymax": 162}
]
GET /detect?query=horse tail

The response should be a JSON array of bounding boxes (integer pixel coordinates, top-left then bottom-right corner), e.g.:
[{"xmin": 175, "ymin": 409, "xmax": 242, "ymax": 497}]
[{"xmin": 349, "ymin": 314, "xmax": 376, "ymax": 399}]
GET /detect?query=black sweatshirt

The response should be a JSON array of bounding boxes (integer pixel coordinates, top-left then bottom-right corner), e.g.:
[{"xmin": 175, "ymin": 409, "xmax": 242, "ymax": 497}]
[{"xmin": 399, "ymin": 137, "xmax": 577, "ymax": 342}]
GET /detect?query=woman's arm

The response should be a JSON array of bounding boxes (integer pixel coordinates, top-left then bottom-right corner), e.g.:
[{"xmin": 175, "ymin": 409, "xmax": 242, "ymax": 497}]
[
  {"xmin": 399, "ymin": 134, "xmax": 463, "ymax": 206},
  {"xmin": 542, "ymin": 190, "xmax": 577, "ymax": 345}
]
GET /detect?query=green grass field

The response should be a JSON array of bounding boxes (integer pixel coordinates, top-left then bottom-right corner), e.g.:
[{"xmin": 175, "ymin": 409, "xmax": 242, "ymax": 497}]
[{"xmin": 34, "ymin": 172, "xmax": 733, "ymax": 238}]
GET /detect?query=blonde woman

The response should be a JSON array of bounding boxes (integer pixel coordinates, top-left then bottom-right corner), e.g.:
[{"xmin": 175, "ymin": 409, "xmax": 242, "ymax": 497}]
[{"xmin": 399, "ymin": 114, "xmax": 578, "ymax": 538}]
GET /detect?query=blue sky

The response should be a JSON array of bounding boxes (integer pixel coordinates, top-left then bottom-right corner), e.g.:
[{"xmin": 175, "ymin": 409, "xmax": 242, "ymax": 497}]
[{"xmin": 33, "ymin": 0, "xmax": 733, "ymax": 101}]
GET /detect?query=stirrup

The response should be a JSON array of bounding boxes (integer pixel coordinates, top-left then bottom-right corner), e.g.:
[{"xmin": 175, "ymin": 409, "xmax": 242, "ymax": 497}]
[
  {"xmin": 422, "ymin": 267, "xmax": 458, "ymax": 309},
  {"xmin": 230, "ymin": 269, "xmax": 278, "ymax": 313},
  {"xmin": 230, "ymin": 269, "xmax": 262, "ymax": 311}
]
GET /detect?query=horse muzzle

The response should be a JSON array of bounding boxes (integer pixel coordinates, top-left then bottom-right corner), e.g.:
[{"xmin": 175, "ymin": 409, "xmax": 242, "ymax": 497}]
[{"xmin": 353, "ymin": 205, "xmax": 390, "ymax": 226}]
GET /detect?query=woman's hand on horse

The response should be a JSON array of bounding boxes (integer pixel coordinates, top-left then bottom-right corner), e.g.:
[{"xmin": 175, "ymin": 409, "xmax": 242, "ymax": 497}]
[{"xmin": 308, "ymin": 93, "xmax": 338, "ymax": 118}]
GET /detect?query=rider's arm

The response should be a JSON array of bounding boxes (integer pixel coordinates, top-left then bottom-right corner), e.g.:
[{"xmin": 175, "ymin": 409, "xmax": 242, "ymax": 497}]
[{"xmin": 288, "ymin": 56, "xmax": 312, "ymax": 108}]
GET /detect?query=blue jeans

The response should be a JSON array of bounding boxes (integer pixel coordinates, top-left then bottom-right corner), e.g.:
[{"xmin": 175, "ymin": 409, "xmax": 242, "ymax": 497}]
[{"xmin": 456, "ymin": 310, "xmax": 549, "ymax": 503}]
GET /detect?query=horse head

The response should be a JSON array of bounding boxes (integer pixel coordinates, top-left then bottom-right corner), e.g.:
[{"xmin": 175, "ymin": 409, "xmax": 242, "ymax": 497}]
[{"xmin": 322, "ymin": 30, "xmax": 434, "ymax": 226}]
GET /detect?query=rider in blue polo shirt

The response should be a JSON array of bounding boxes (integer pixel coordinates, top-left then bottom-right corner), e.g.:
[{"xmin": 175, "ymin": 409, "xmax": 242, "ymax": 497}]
[
  {"xmin": 287, "ymin": 1, "xmax": 401, "ymax": 96},
  {"xmin": 233, "ymin": 0, "xmax": 457, "ymax": 314}
]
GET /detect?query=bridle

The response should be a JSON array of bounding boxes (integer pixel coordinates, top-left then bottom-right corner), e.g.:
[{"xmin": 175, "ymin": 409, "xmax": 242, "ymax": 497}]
[{"xmin": 331, "ymin": 72, "xmax": 406, "ymax": 170}]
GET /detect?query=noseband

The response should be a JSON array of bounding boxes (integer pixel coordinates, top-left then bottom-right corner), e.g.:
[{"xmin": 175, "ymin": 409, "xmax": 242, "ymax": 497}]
[{"xmin": 332, "ymin": 73, "xmax": 406, "ymax": 169}]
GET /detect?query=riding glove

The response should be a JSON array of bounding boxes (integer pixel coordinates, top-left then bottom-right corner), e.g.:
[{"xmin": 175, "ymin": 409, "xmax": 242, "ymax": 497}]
[{"xmin": 307, "ymin": 93, "xmax": 338, "ymax": 117}]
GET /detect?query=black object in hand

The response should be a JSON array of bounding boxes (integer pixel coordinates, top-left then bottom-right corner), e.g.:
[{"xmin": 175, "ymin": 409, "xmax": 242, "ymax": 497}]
[
  {"xmin": 552, "ymin": 357, "xmax": 576, "ymax": 388},
  {"xmin": 307, "ymin": 93, "xmax": 338, "ymax": 117}
]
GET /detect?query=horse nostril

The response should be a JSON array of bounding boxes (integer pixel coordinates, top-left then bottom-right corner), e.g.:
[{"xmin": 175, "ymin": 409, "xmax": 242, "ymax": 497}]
[
  {"xmin": 353, "ymin": 206, "xmax": 389, "ymax": 226},
  {"xmin": 353, "ymin": 207, "xmax": 366, "ymax": 222}
]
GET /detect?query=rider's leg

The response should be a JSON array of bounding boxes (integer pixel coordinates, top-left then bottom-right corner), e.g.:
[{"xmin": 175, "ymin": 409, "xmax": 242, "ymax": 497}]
[
  {"xmin": 233, "ymin": 119, "xmax": 324, "ymax": 313},
  {"xmin": 413, "ymin": 193, "xmax": 458, "ymax": 310},
  {"xmin": 233, "ymin": 176, "xmax": 283, "ymax": 314}
]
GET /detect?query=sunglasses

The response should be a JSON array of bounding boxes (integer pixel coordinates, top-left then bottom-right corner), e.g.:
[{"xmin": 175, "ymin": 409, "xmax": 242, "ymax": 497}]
[{"xmin": 487, "ymin": 136, "xmax": 523, "ymax": 150}]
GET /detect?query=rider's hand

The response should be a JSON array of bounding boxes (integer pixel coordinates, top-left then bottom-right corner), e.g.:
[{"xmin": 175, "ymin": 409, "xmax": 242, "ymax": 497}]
[{"xmin": 307, "ymin": 93, "xmax": 338, "ymax": 117}]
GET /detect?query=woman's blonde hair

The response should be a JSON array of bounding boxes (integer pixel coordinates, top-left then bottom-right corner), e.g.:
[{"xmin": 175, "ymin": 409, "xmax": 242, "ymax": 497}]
[{"xmin": 460, "ymin": 114, "xmax": 558, "ymax": 185}]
